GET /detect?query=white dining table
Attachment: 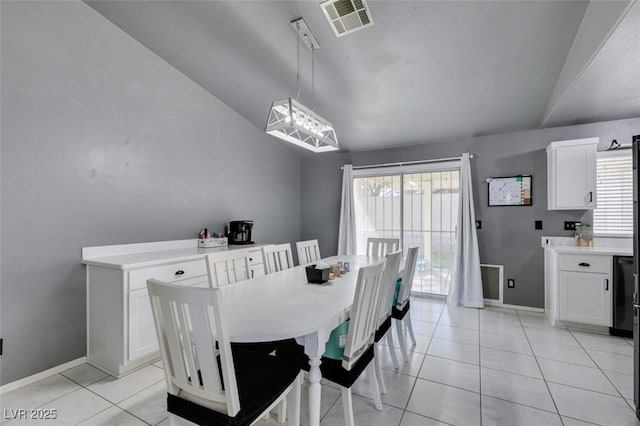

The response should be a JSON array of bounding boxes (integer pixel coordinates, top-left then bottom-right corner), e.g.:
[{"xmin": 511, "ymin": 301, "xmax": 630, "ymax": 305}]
[{"xmin": 218, "ymin": 255, "xmax": 384, "ymax": 426}]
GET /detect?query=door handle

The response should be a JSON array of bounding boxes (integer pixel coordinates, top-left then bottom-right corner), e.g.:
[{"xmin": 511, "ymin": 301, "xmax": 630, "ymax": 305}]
[
  {"xmin": 604, "ymin": 278, "xmax": 609, "ymax": 291},
  {"xmin": 578, "ymin": 262, "xmax": 590, "ymax": 267},
  {"xmin": 175, "ymin": 270, "xmax": 185, "ymax": 276}
]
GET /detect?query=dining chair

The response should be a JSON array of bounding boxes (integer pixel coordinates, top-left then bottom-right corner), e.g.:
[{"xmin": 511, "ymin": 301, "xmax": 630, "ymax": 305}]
[
  {"xmin": 262, "ymin": 243, "xmax": 295, "ymax": 274},
  {"xmin": 366, "ymin": 237, "xmax": 400, "ymax": 257},
  {"xmin": 295, "ymin": 239, "xmax": 321, "ymax": 266},
  {"xmin": 147, "ymin": 279, "xmax": 302, "ymax": 426},
  {"xmin": 373, "ymin": 250, "xmax": 402, "ymax": 393},
  {"xmin": 276, "ymin": 261, "xmax": 387, "ymax": 426},
  {"xmin": 392, "ymin": 246, "xmax": 419, "ymax": 362},
  {"xmin": 205, "ymin": 250, "xmax": 252, "ymax": 287}
]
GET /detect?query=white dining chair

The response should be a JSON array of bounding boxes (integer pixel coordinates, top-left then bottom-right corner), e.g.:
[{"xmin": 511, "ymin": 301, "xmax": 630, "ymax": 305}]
[
  {"xmin": 295, "ymin": 239, "xmax": 321, "ymax": 266},
  {"xmin": 205, "ymin": 250, "xmax": 252, "ymax": 287},
  {"xmin": 262, "ymin": 243, "xmax": 295, "ymax": 274},
  {"xmin": 373, "ymin": 250, "xmax": 402, "ymax": 393},
  {"xmin": 366, "ymin": 237, "xmax": 400, "ymax": 257},
  {"xmin": 275, "ymin": 261, "xmax": 387, "ymax": 426},
  {"xmin": 146, "ymin": 279, "xmax": 302, "ymax": 426},
  {"xmin": 393, "ymin": 246, "xmax": 419, "ymax": 362}
]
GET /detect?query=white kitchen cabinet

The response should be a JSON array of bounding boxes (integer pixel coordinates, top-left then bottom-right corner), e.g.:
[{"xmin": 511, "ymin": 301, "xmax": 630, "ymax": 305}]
[
  {"xmin": 558, "ymin": 271, "xmax": 611, "ymax": 326},
  {"xmin": 83, "ymin": 240, "xmax": 266, "ymax": 377},
  {"xmin": 547, "ymin": 138, "xmax": 598, "ymax": 210},
  {"xmin": 544, "ymin": 246, "xmax": 613, "ymax": 327}
]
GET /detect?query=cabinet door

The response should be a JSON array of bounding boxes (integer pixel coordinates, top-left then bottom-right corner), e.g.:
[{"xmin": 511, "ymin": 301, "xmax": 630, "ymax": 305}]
[
  {"xmin": 558, "ymin": 271, "xmax": 611, "ymax": 326},
  {"xmin": 554, "ymin": 145, "xmax": 596, "ymax": 209},
  {"xmin": 128, "ymin": 289, "xmax": 159, "ymax": 361}
]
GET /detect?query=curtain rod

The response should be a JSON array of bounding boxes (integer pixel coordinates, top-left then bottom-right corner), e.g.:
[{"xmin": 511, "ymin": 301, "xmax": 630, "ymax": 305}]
[{"xmin": 341, "ymin": 154, "xmax": 473, "ymax": 170}]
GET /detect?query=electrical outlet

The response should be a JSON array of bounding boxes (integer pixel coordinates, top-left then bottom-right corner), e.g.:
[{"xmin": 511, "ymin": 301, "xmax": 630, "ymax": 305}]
[
  {"xmin": 507, "ymin": 279, "xmax": 515, "ymax": 288},
  {"xmin": 535, "ymin": 220, "xmax": 543, "ymax": 230},
  {"xmin": 475, "ymin": 220, "xmax": 482, "ymax": 229},
  {"xmin": 564, "ymin": 221, "xmax": 581, "ymax": 231}
]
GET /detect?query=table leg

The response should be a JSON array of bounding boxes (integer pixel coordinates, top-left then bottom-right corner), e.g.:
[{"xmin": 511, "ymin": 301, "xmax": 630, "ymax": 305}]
[
  {"xmin": 307, "ymin": 356, "xmax": 322, "ymax": 426},
  {"xmin": 300, "ymin": 331, "xmax": 327, "ymax": 426}
]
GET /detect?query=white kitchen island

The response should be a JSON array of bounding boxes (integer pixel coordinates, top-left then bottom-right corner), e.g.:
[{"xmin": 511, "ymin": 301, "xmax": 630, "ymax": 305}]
[{"xmin": 542, "ymin": 237, "xmax": 632, "ymax": 329}]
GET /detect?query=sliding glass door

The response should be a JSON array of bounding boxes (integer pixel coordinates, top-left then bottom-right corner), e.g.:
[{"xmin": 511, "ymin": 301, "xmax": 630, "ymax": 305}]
[{"xmin": 353, "ymin": 167, "xmax": 460, "ymax": 296}]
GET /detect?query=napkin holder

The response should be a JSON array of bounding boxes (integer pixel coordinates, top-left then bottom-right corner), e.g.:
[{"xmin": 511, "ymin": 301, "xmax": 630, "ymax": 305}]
[{"xmin": 306, "ymin": 265, "xmax": 330, "ymax": 284}]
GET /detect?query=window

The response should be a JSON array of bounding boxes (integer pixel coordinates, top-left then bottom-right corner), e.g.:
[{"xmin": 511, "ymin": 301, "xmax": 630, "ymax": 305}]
[
  {"xmin": 353, "ymin": 162, "xmax": 460, "ymax": 295},
  {"xmin": 594, "ymin": 150, "xmax": 633, "ymax": 237}
]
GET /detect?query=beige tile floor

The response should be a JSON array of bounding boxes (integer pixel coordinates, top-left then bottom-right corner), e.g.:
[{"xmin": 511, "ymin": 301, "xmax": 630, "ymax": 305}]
[{"xmin": 1, "ymin": 296, "xmax": 639, "ymax": 425}]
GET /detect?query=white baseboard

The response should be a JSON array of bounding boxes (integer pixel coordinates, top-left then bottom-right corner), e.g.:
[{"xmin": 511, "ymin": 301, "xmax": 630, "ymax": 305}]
[
  {"xmin": 484, "ymin": 299, "xmax": 544, "ymax": 313},
  {"xmin": 0, "ymin": 357, "xmax": 87, "ymax": 395}
]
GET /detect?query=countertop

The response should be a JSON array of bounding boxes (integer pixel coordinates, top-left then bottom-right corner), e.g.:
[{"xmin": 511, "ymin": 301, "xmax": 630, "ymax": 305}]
[
  {"xmin": 82, "ymin": 239, "xmax": 267, "ymax": 270},
  {"xmin": 541, "ymin": 236, "xmax": 632, "ymax": 256}
]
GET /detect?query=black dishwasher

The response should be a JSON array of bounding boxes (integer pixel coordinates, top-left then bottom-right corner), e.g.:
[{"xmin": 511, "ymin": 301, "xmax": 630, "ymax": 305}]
[{"xmin": 611, "ymin": 256, "xmax": 635, "ymax": 337}]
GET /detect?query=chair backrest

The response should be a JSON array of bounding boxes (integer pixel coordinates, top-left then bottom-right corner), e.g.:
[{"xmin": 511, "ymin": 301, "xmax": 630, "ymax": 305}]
[
  {"xmin": 205, "ymin": 250, "xmax": 252, "ymax": 288},
  {"xmin": 147, "ymin": 279, "xmax": 241, "ymax": 416},
  {"xmin": 377, "ymin": 250, "xmax": 402, "ymax": 326},
  {"xmin": 262, "ymin": 243, "xmax": 294, "ymax": 274},
  {"xmin": 396, "ymin": 246, "xmax": 419, "ymax": 309},
  {"xmin": 366, "ymin": 238, "xmax": 400, "ymax": 257},
  {"xmin": 296, "ymin": 239, "xmax": 321, "ymax": 266},
  {"xmin": 342, "ymin": 260, "xmax": 386, "ymax": 370}
]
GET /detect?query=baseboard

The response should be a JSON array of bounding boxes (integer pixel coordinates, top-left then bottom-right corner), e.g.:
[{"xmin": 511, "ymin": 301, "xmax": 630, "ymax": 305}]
[
  {"xmin": 484, "ymin": 300, "xmax": 544, "ymax": 313},
  {"xmin": 0, "ymin": 357, "xmax": 86, "ymax": 395}
]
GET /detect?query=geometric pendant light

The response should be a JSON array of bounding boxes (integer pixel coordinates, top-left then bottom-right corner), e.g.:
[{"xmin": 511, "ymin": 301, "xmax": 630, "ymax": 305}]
[{"xmin": 265, "ymin": 18, "xmax": 339, "ymax": 152}]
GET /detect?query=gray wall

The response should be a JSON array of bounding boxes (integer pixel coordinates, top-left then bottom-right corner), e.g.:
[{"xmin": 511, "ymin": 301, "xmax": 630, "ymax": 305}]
[
  {"xmin": 301, "ymin": 117, "xmax": 640, "ymax": 308},
  {"xmin": 0, "ymin": 1, "xmax": 301, "ymax": 385}
]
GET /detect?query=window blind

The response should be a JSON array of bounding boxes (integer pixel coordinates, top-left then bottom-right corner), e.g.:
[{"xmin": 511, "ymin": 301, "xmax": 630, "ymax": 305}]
[{"xmin": 594, "ymin": 151, "xmax": 633, "ymax": 236}]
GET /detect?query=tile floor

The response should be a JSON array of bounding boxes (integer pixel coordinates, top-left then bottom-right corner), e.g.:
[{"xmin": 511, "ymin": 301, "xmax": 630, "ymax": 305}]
[{"xmin": 1, "ymin": 296, "xmax": 639, "ymax": 425}]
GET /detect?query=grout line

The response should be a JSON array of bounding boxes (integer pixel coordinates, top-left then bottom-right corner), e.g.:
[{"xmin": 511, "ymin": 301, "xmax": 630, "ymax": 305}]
[
  {"xmin": 516, "ymin": 310, "xmax": 564, "ymax": 424},
  {"xmin": 567, "ymin": 328, "xmax": 635, "ymax": 410}
]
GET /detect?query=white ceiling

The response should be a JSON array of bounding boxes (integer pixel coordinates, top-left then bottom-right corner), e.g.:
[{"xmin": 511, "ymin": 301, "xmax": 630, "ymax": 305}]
[{"xmin": 86, "ymin": 0, "xmax": 640, "ymax": 153}]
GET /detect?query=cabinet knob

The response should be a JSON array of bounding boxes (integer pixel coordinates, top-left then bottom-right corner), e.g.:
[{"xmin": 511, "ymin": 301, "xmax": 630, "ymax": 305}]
[
  {"xmin": 587, "ymin": 192, "xmax": 593, "ymax": 203},
  {"xmin": 604, "ymin": 278, "xmax": 609, "ymax": 291},
  {"xmin": 578, "ymin": 262, "xmax": 590, "ymax": 267},
  {"xmin": 175, "ymin": 270, "xmax": 185, "ymax": 276}
]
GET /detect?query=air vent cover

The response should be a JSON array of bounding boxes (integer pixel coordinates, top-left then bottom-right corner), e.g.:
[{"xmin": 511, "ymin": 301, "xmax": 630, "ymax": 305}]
[{"xmin": 320, "ymin": 0, "xmax": 374, "ymax": 37}]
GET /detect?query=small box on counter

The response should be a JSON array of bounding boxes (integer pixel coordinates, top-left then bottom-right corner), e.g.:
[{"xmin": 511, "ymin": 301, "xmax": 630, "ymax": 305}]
[
  {"xmin": 198, "ymin": 237, "xmax": 228, "ymax": 248},
  {"xmin": 306, "ymin": 265, "xmax": 330, "ymax": 284}
]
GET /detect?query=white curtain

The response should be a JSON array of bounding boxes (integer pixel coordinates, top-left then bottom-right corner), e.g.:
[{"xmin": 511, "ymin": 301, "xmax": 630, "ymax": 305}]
[
  {"xmin": 448, "ymin": 153, "xmax": 484, "ymax": 308},
  {"xmin": 337, "ymin": 164, "xmax": 357, "ymax": 255}
]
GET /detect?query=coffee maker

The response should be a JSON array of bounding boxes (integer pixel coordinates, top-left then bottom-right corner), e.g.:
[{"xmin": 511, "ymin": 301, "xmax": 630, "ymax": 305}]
[{"xmin": 228, "ymin": 220, "xmax": 254, "ymax": 245}]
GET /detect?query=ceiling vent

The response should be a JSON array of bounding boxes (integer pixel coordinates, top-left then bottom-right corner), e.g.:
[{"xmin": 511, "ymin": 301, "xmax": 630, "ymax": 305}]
[{"xmin": 320, "ymin": 0, "xmax": 374, "ymax": 37}]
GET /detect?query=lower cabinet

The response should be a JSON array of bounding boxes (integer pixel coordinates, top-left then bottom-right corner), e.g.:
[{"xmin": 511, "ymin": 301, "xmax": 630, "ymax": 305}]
[
  {"xmin": 558, "ymin": 271, "xmax": 611, "ymax": 326},
  {"xmin": 87, "ymin": 247, "xmax": 264, "ymax": 377},
  {"xmin": 545, "ymin": 251, "xmax": 612, "ymax": 328}
]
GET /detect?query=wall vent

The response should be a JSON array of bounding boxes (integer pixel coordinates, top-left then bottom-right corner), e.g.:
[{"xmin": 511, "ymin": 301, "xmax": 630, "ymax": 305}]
[
  {"xmin": 481, "ymin": 264, "xmax": 504, "ymax": 305},
  {"xmin": 320, "ymin": 0, "xmax": 374, "ymax": 38}
]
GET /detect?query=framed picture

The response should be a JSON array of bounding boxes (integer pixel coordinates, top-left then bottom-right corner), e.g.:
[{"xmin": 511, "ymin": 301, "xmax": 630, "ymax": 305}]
[{"xmin": 487, "ymin": 175, "xmax": 532, "ymax": 206}]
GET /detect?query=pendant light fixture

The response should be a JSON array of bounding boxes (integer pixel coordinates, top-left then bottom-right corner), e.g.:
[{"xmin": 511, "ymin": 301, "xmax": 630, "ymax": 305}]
[{"xmin": 265, "ymin": 18, "xmax": 339, "ymax": 153}]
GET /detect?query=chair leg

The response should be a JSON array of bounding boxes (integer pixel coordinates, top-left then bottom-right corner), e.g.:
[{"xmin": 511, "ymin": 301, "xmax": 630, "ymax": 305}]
[
  {"xmin": 395, "ymin": 318, "xmax": 409, "ymax": 362},
  {"xmin": 405, "ymin": 314, "xmax": 417, "ymax": 346},
  {"xmin": 286, "ymin": 373, "xmax": 301, "ymax": 426},
  {"xmin": 277, "ymin": 399, "xmax": 287, "ymax": 423},
  {"xmin": 386, "ymin": 331, "xmax": 400, "ymax": 369},
  {"xmin": 367, "ymin": 363, "xmax": 384, "ymax": 411},
  {"xmin": 341, "ymin": 387, "xmax": 356, "ymax": 426},
  {"xmin": 373, "ymin": 343, "xmax": 387, "ymax": 394}
]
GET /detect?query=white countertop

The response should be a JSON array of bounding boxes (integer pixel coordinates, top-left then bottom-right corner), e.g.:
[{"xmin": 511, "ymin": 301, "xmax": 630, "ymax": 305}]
[
  {"xmin": 541, "ymin": 236, "xmax": 633, "ymax": 256},
  {"xmin": 82, "ymin": 239, "xmax": 267, "ymax": 270}
]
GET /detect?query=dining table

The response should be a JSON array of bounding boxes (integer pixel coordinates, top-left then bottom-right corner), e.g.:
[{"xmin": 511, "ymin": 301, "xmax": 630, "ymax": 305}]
[{"xmin": 218, "ymin": 254, "xmax": 386, "ymax": 426}]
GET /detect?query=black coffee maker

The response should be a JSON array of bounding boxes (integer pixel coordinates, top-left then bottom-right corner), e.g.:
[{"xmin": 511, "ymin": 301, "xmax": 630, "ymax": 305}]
[{"xmin": 229, "ymin": 220, "xmax": 254, "ymax": 245}]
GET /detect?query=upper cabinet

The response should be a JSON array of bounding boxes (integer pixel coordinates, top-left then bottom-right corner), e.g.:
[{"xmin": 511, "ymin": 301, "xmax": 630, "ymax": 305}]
[{"xmin": 547, "ymin": 138, "xmax": 599, "ymax": 210}]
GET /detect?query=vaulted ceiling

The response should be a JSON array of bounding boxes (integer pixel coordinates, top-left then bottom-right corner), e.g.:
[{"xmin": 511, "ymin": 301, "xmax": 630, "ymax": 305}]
[{"xmin": 87, "ymin": 0, "xmax": 640, "ymax": 152}]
